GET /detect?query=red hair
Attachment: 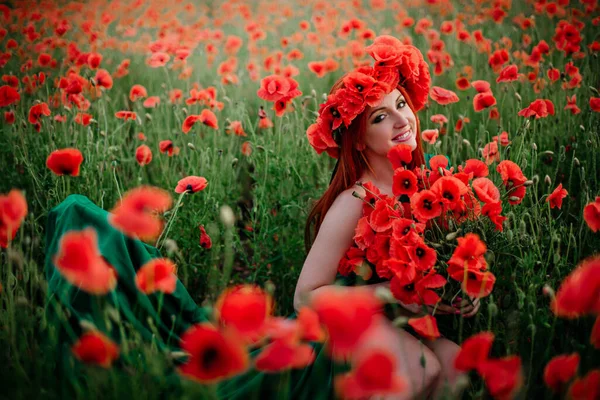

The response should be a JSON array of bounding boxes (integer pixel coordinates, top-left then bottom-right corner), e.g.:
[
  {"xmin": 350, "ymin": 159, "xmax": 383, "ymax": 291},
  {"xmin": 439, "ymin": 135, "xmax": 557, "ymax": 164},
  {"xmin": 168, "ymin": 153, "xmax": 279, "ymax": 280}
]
[{"xmin": 304, "ymin": 76, "xmax": 426, "ymax": 252}]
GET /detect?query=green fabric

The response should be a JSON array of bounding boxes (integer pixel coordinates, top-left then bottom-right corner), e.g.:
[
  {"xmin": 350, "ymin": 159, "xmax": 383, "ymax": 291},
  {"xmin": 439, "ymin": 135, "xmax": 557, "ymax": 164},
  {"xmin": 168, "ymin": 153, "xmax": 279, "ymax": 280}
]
[{"xmin": 44, "ymin": 194, "xmax": 346, "ymax": 399}]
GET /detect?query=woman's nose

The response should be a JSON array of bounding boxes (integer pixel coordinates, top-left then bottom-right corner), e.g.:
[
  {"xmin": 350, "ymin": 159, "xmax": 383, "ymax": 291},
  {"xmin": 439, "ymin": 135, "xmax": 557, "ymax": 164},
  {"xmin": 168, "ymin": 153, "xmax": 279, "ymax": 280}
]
[{"xmin": 392, "ymin": 109, "xmax": 409, "ymax": 126}]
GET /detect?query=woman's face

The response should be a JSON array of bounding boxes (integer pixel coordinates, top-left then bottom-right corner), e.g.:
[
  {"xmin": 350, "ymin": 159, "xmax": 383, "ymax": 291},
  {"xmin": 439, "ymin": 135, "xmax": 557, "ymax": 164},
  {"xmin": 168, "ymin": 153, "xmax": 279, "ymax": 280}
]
[{"xmin": 362, "ymin": 88, "xmax": 418, "ymax": 156}]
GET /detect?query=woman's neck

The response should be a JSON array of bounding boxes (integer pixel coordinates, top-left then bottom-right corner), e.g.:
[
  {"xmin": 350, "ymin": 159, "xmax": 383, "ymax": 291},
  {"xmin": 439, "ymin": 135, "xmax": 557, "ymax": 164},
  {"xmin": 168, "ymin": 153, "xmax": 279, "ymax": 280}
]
[{"xmin": 358, "ymin": 151, "xmax": 395, "ymax": 196}]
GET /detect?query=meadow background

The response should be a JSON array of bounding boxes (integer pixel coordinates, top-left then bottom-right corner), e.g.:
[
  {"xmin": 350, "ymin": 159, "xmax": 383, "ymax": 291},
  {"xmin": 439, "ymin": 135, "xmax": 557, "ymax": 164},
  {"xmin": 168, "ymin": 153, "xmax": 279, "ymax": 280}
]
[{"xmin": 0, "ymin": 0, "xmax": 599, "ymax": 398}]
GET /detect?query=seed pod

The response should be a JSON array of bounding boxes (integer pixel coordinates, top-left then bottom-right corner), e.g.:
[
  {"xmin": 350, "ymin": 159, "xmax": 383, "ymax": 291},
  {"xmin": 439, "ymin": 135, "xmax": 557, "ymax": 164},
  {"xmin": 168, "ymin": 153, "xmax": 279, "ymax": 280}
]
[
  {"xmin": 544, "ymin": 175, "xmax": 552, "ymax": 185},
  {"xmin": 523, "ymin": 180, "xmax": 534, "ymax": 187},
  {"xmin": 532, "ymin": 175, "xmax": 539, "ymax": 185},
  {"xmin": 509, "ymin": 196, "xmax": 521, "ymax": 202}
]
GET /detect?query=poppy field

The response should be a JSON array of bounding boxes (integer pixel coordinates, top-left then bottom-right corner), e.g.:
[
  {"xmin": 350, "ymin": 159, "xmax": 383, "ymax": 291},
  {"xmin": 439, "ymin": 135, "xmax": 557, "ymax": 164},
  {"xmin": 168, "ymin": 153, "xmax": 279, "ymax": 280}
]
[{"xmin": 1, "ymin": 0, "xmax": 600, "ymax": 399}]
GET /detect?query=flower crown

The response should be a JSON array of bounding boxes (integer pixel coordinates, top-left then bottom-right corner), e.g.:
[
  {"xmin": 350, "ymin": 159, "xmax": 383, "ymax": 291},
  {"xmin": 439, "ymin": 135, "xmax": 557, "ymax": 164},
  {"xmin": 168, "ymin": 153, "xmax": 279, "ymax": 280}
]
[{"xmin": 306, "ymin": 35, "xmax": 431, "ymax": 159}]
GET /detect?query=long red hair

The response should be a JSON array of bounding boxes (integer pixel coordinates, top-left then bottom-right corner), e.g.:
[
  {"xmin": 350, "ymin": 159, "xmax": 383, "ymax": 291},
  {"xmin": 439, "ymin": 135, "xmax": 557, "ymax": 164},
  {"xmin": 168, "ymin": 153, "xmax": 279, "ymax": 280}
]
[{"xmin": 304, "ymin": 76, "xmax": 426, "ymax": 252}]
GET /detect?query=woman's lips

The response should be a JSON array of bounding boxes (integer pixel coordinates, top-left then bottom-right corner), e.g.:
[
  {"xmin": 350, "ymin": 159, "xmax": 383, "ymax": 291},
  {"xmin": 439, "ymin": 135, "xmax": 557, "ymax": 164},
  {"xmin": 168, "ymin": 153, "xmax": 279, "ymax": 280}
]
[{"xmin": 392, "ymin": 128, "xmax": 412, "ymax": 143}]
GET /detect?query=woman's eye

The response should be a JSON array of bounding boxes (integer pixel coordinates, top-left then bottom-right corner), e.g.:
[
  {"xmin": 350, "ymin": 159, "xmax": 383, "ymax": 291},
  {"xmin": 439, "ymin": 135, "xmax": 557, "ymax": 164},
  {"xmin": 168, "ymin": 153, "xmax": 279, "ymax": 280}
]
[
  {"xmin": 373, "ymin": 114, "xmax": 385, "ymax": 123},
  {"xmin": 397, "ymin": 100, "xmax": 406, "ymax": 108}
]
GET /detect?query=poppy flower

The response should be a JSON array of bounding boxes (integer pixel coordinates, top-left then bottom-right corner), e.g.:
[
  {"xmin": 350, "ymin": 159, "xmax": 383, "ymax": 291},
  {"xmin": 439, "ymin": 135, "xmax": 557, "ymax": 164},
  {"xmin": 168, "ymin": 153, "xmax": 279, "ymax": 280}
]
[
  {"xmin": 407, "ymin": 239, "xmax": 437, "ymax": 271},
  {"xmin": 335, "ymin": 347, "xmax": 406, "ymax": 399},
  {"xmin": 567, "ymin": 369, "xmax": 600, "ymax": 400},
  {"xmin": 143, "ymin": 96, "xmax": 160, "ymax": 108},
  {"xmin": 215, "ymin": 285, "xmax": 274, "ymax": 344},
  {"xmin": 454, "ymin": 332, "xmax": 494, "ymax": 372},
  {"xmin": 0, "ymin": 85, "xmax": 20, "ymax": 107},
  {"xmin": 199, "ymin": 109, "xmax": 218, "ymax": 129},
  {"xmin": 353, "ymin": 216, "xmax": 376, "ymax": 251},
  {"xmin": 369, "ymin": 198, "xmax": 400, "ymax": 233},
  {"xmin": 46, "ymin": 148, "xmax": 84, "ymax": 176},
  {"xmin": 178, "ymin": 323, "xmax": 249, "ymax": 384},
  {"xmin": 421, "ymin": 129, "xmax": 439, "ymax": 144},
  {"xmin": 28, "ymin": 102, "xmax": 51, "ymax": 124},
  {"xmin": 254, "ymin": 339, "xmax": 315, "ymax": 372},
  {"xmin": 129, "ymin": 84, "xmax": 147, "ymax": 102},
  {"xmin": 257, "ymin": 75, "xmax": 291, "ymax": 102},
  {"xmin": 339, "ymin": 246, "xmax": 368, "ymax": 277},
  {"xmin": 430, "ymin": 86, "xmax": 459, "ymax": 105},
  {"xmin": 471, "ymin": 80, "xmax": 491, "ymax": 93},
  {"xmin": 241, "ymin": 141, "xmax": 252, "ymax": 156},
  {"xmin": 543, "ymin": 353, "xmax": 580, "ymax": 392},
  {"xmin": 53, "ymin": 228, "xmax": 117, "ymax": 295},
  {"xmin": 159, "ymin": 140, "xmax": 177, "ymax": 156},
  {"xmin": 199, "ymin": 224, "xmax": 212, "ymax": 249},
  {"xmin": 477, "ymin": 356, "xmax": 523, "ymax": 400},
  {"xmin": 135, "ymin": 258, "xmax": 177, "ymax": 295},
  {"xmin": 431, "ymin": 176, "xmax": 468, "ymax": 212},
  {"xmin": 462, "ymin": 159, "xmax": 489, "ymax": 178},
  {"xmin": 115, "ymin": 111, "xmax": 137, "ymax": 120},
  {"xmin": 297, "ymin": 307, "xmax": 325, "ymax": 342},
  {"xmin": 472, "ymin": 178, "xmax": 500, "ymax": 203},
  {"xmin": 175, "ymin": 176, "xmax": 208, "ymax": 194},
  {"xmin": 518, "ymin": 99, "xmax": 555, "ymax": 119},
  {"xmin": 147, "ymin": 52, "xmax": 170, "ymax": 68},
  {"xmin": 74, "ymin": 112, "xmax": 93, "ymax": 126},
  {"xmin": 71, "ymin": 331, "xmax": 119, "ymax": 368},
  {"xmin": 392, "ymin": 168, "xmax": 418, "ymax": 197},
  {"xmin": 564, "ymin": 95, "xmax": 581, "ymax": 115},
  {"xmin": 473, "ymin": 91, "xmax": 496, "ymax": 112},
  {"xmin": 591, "ymin": 97, "xmax": 600, "ymax": 112},
  {"xmin": 447, "ymin": 233, "xmax": 487, "ymax": 271},
  {"xmin": 551, "ymin": 255, "xmax": 600, "ymax": 318},
  {"xmin": 226, "ymin": 120, "xmax": 246, "ymax": 137},
  {"xmin": 547, "ymin": 183, "xmax": 568, "ymax": 209},
  {"xmin": 411, "ymin": 190, "xmax": 442, "ymax": 222},
  {"xmin": 387, "ymin": 144, "xmax": 413, "ymax": 169},
  {"xmin": 135, "ymin": 145, "xmax": 152, "ymax": 166},
  {"xmin": 311, "ymin": 286, "xmax": 382, "ymax": 360},
  {"xmin": 4, "ymin": 111, "xmax": 15, "ymax": 124},
  {"xmin": 492, "ymin": 131, "xmax": 511, "ymax": 147},
  {"xmin": 93, "ymin": 69, "xmax": 113, "ymax": 90},
  {"xmin": 496, "ymin": 64, "xmax": 519, "ymax": 83},
  {"xmin": 408, "ymin": 315, "xmax": 440, "ymax": 340},
  {"xmin": 0, "ymin": 189, "xmax": 28, "ymax": 248},
  {"xmin": 109, "ymin": 186, "xmax": 172, "ymax": 242},
  {"xmin": 481, "ymin": 201, "xmax": 507, "ymax": 232},
  {"xmin": 448, "ymin": 265, "xmax": 496, "ymax": 298},
  {"xmin": 456, "ymin": 77, "xmax": 470, "ymax": 90},
  {"xmin": 583, "ymin": 196, "xmax": 600, "ymax": 232}
]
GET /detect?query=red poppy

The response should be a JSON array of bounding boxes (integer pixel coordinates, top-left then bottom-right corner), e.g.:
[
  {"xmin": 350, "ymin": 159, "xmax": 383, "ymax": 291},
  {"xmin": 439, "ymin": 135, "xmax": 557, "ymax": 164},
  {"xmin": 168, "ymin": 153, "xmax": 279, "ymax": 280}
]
[
  {"xmin": 583, "ymin": 196, "xmax": 600, "ymax": 232},
  {"xmin": 477, "ymin": 356, "xmax": 523, "ymax": 400},
  {"xmin": 53, "ymin": 228, "xmax": 117, "ymax": 295},
  {"xmin": 46, "ymin": 148, "xmax": 84, "ymax": 177},
  {"xmin": 28, "ymin": 102, "xmax": 51, "ymax": 124},
  {"xmin": 369, "ymin": 198, "xmax": 400, "ymax": 233},
  {"xmin": 462, "ymin": 159, "xmax": 489, "ymax": 179},
  {"xmin": 567, "ymin": 369, "xmax": 600, "ymax": 400},
  {"xmin": 135, "ymin": 258, "xmax": 177, "ymax": 294},
  {"xmin": 0, "ymin": 189, "xmax": 28, "ymax": 248},
  {"xmin": 4, "ymin": 111, "xmax": 15, "ymax": 124},
  {"xmin": 74, "ymin": 112, "xmax": 93, "ymax": 126},
  {"xmin": 129, "ymin": 84, "xmax": 147, "ymax": 102},
  {"xmin": 411, "ymin": 190, "xmax": 442, "ymax": 222},
  {"xmin": 335, "ymin": 347, "xmax": 406, "ymax": 399},
  {"xmin": 473, "ymin": 91, "xmax": 497, "ymax": 112},
  {"xmin": 175, "ymin": 176, "xmax": 208, "ymax": 194},
  {"xmin": 311, "ymin": 286, "xmax": 381, "ymax": 360},
  {"xmin": 407, "ymin": 238, "xmax": 437, "ymax": 271},
  {"xmin": 547, "ymin": 68, "xmax": 560, "ymax": 82},
  {"xmin": 590, "ymin": 97, "xmax": 600, "ymax": 112},
  {"xmin": 456, "ymin": 77, "xmax": 470, "ymax": 90},
  {"xmin": 71, "ymin": 331, "xmax": 119, "ymax": 368},
  {"xmin": 543, "ymin": 353, "xmax": 580, "ymax": 392},
  {"xmin": 339, "ymin": 246, "xmax": 367, "ymax": 277},
  {"xmin": 297, "ymin": 306, "xmax": 325, "ymax": 342},
  {"xmin": 408, "ymin": 315, "xmax": 440, "ymax": 340},
  {"xmin": 392, "ymin": 168, "xmax": 418, "ymax": 197},
  {"xmin": 454, "ymin": 331, "xmax": 494, "ymax": 372},
  {"xmin": 551, "ymin": 255, "xmax": 600, "ymax": 318},
  {"xmin": 147, "ymin": 52, "xmax": 170, "ymax": 68},
  {"xmin": 115, "ymin": 111, "xmax": 137, "ymax": 120},
  {"xmin": 94, "ymin": 69, "xmax": 113, "ymax": 90},
  {"xmin": 215, "ymin": 285, "xmax": 273, "ymax": 344},
  {"xmin": 421, "ymin": 129, "xmax": 439, "ymax": 144},
  {"xmin": 518, "ymin": 99, "xmax": 555, "ymax": 119},
  {"xmin": 199, "ymin": 109, "xmax": 218, "ymax": 129},
  {"xmin": 353, "ymin": 216, "xmax": 376, "ymax": 251},
  {"xmin": 447, "ymin": 233, "xmax": 487, "ymax": 271},
  {"xmin": 448, "ymin": 265, "xmax": 496, "ymax": 298},
  {"xmin": 382, "ymin": 258, "xmax": 416, "ymax": 285},
  {"xmin": 159, "ymin": 140, "xmax": 177, "ymax": 156},
  {"xmin": 492, "ymin": 131, "xmax": 511, "ymax": 147},
  {"xmin": 564, "ymin": 95, "xmax": 581, "ymax": 115},
  {"xmin": 142, "ymin": 96, "xmax": 160, "ymax": 108},
  {"xmin": 226, "ymin": 120, "xmax": 246, "ymax": 137},
  {"xmin": 257, "ymin": 75, "xmax": 291, "ymax": 102},
  {"xmin": 471, "ymin": 80, "xmax": 491, "ymax": 93},
  {"xmin": 472, "ymin": 178, "xmax": 500, "ymax": 204},
  {"xmin": 135, "ymin": 145, "xmax": 152, "ymax": 166},
  {"xmin": 547, "ymin": 183, "xmax": 568, "ymax": 209},
  {"xmin": 387, "ymin": 144, "xmax": 413, "ymax": 169},
  {"xmin": 429, "ymin": 86, "xmax": 459, "ymax": 105},
  {"xmin": 496, "ymin": 64, "xmax": 519, "ymax": 83},
  {"xmin": 481, "ymin": 201, "xmax": 507, "ymax": 232},
  {"xmin": 0, "ymin": 85, "xmax": 20, "ymax": 107},
  {"xmin": 431, "ymin": 176, "xmax": 468, "ymax": 211},
  {"xmin": 199, "ymin": 224, "xmax": 212, "ymax": 249},
  {"xmin": 254, "ymin": 338, "xmax": 315, "ymax": 372},
  {"xmin": 178, "ymin": 323, "xmax": 249, "ymax": 384},
  {"xmin": 109, "ymin": 186, "xmax": 172, "ymax": 242}
]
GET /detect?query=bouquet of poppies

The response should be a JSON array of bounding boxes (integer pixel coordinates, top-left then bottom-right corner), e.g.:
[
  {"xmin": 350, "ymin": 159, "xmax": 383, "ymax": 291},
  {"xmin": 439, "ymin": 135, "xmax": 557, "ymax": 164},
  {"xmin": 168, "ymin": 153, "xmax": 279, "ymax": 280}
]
[{"xmin": 337, "ymin": 144, "xmax": 531, "ymax": 309}]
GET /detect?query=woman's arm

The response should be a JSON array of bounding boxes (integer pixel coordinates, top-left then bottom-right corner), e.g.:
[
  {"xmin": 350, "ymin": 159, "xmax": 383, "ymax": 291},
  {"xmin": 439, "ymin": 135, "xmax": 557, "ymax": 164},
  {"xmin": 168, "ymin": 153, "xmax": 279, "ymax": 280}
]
[{"xmin": 294, "ymin": 186, "xmax": 368, "ymax": 312}]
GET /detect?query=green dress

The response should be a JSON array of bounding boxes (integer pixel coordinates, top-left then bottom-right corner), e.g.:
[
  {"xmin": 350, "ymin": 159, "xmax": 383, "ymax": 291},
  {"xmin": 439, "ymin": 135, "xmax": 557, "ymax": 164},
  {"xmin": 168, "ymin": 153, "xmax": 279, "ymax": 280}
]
[{"xmin": 43, "ymin": 155, "xmax": 450, "ymax": 399}]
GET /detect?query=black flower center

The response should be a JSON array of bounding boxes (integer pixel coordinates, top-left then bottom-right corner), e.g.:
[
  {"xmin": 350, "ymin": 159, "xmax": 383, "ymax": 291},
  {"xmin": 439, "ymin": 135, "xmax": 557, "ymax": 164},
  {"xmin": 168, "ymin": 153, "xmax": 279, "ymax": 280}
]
[
  {"xmin": 416, "ymin": 248, "xmax": 425, "ymax": 258},
  {"xmin": 443, "ymin": 192, "xmax": 454, "ymax": 201},
  {"xmin": 404, "ymin": 283, "xmax": 414, "ymax": 292},
  {"xmin": 356, "ymin": 84, "xmax": 363, "ymax": 92},
  {"xmin": 331, "ymin": 108, "xmax": 340, "ymax": 118},
  {"xmin": 423, "ymin": 199, "xmax": 432, "ymax": 210},
  {"xmin": 186, "ymin": 184, "xmax": 194, "ymax": 192},
  {"xmin": 403, "ymin": 179, "xmax": 411, "ymax": 189},
  {"xmin": 201, "ymin": 347, "xmax": 219, "ymax": 370}
]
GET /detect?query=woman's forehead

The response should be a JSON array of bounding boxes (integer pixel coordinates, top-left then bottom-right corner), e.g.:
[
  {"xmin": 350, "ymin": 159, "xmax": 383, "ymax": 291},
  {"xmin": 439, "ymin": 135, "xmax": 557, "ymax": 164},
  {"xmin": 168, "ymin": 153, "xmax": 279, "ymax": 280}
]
[{"xmin": 366, "ymin": 88, "xmax": 403, "ymax": 110}]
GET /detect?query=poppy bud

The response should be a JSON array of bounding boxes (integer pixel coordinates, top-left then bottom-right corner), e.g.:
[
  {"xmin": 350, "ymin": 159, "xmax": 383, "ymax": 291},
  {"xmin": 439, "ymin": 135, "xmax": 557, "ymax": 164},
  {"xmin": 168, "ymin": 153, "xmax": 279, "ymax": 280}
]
[
  {"xmin": 445, "ymin": 231, "xmax": 459, "ymax": 241},
  {"xmin": 220, "ymin": 205, "xmax": 235, "ymax": 227},
  {"xmin": 181, "ymin": 107, "xmax": 188, "ymax": 115},
  {"xmin": 231, "ymin": 158, "xmax": 238, "ymax": 167},
  {"xmin": 531, "ymin": 142, "xmax": 537, "ymax": 151},
  {"xmin": 188, "ymin": 143, "xmax": 196, "ymax": 150},
  {"xmin": 100, "ymin": 130, "xmax": 106, "ymax": 137},
  {"xmin": 523, "ymin": 180, "xmax": 534, "ymax": 187},
  {"xmin": 311, "ymin": 89, "xmax": 317, "ymax": 97},
  {"xmin": 392, "ymin": 316, "xmax": 409, "ymax": 327},
  {"xmin": 256, "ymin": 145, "xmax": 265, "ymax": 151},
  {"xmin": 145, "ymin": 113, "xmax": 152, "ymax": 120},
  {"xmin": 462, "ymin": 139, "xmax": 471, "ymax": 147},
  {"xmin": 573, "ymin": 157, "xmax": 580, "ymax": 167},
  {"xmin": 544, "ymin": 175, "xmax": 552, "ymax": 185},
  {"xmin": 524, "ymin": 120, "xmax": 531, "ymax": 130},
  {"xmin": 532, "ymin": 175, "xmax": 539, "ymax": 185},
  {"xmin": 579, "ymin": 125, "xmax": 585, "ymax": 131},
  {"xmin": 164, "ymin": 238, "xmax": 179, "ymax": 254},
  {"xmin": 79, "ymin": 320, "xmax": 97, "ymax": 332},
  {"xmin": 543, "ymin": 151, "xmax": 554, "ymax": 156},
  {"xmin": 374, "ymin": 285, "xmax": 395, "ymax": 303},
  {"xmin": 514, "ymin": 92, "xmax": 522, "ymax": 102},
  {"xmin": 487, "ymin": 303, "xmax": 498, "ymax": 316},
  {"xmin": 542, "ymin": 284, "xmax": 555, "ymax": 298},
  {"xmin": 264, "ymin": 280, "xmax": 276, "ymax": 297}
]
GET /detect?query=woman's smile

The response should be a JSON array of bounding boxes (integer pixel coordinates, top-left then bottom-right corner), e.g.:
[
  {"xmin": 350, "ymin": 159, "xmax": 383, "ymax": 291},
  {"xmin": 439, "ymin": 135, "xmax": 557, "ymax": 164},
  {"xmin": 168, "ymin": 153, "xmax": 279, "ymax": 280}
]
[{"xmin": 392, "ymin": 127, "xmax": 413, "ymax": 143}]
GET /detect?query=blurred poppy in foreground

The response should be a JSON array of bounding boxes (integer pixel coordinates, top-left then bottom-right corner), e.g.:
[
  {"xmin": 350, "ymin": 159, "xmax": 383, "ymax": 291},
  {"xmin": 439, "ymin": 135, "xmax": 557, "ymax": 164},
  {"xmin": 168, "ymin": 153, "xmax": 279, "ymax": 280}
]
[
  {"xmin": 109, "ymin": 186, "xmax": 172, "ymax": 242},
  {"xmin": 408, "ymin": 315, "xmax": 440, "ymax": 340},
  {"xmin": 543, "ymin": 353, "xmax": 580, "ymax": 393},
  {"xmin": 135, "ymin": 258, "xmax": 177, "ymax": 295},
  {"xmin": 178, "ymin": 323, "xmax": 249, "ymax": 384},
  {"xmin": 0, "ymin": 189, "xmax": 28, "ymax": 248},
  {"xmin": 53, "ymin": 228, "xmax": 117, "ymax": 295},
  {"xmin": 551, "ymin": 255, "xmax": 600, "ymax": 318},
  {"xmin": 583, "ymin": 196, "xmax": 600, "ymax": 232},
  {"xmin": 71, "ymin": 331, "xmax": 119, "ymax": 368}
]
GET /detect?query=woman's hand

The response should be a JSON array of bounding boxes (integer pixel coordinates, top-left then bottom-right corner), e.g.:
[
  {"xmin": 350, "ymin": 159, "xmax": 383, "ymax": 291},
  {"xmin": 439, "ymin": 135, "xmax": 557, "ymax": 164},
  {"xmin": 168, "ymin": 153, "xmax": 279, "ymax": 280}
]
[{"xmin": 454, "ymin": 296, "xmax": 481, "ymax": 318}]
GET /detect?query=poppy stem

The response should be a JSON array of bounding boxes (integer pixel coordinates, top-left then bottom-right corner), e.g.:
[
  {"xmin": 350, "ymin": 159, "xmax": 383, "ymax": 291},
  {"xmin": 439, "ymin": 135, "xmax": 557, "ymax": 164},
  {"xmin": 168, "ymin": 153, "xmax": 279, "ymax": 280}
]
[{"xmin": 156, "ymin": 192, "xmax": 187, "ymax": 248}]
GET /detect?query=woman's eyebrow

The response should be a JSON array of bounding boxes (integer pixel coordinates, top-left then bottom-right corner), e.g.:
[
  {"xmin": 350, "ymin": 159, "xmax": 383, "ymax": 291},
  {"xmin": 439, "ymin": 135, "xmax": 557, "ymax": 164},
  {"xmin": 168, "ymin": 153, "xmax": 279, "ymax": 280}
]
[{"xmin": 368, "ymin": 94, "xmax": 405, "ymax": 118}]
